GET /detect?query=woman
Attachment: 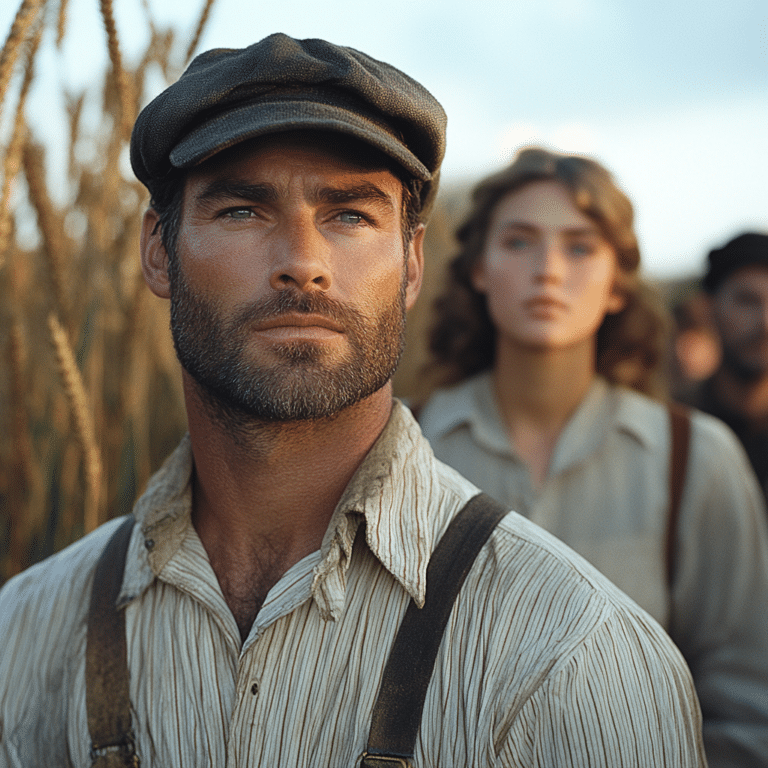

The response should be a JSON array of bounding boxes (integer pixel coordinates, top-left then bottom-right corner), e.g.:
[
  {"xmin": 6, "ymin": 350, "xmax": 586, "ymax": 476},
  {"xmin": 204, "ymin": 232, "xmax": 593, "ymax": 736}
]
[{"xmin": 418, "ymin": 147, "xmax": 768, "ymax": 767}]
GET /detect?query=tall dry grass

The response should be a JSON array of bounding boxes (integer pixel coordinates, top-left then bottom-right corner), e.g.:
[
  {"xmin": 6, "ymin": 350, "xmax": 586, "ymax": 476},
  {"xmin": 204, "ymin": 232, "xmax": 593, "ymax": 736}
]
[
  {"xmin": 0, "ymin": 0, "xmax": 218, "ymax": 583},
  {"xmin": 0, "ymin": 0, "xmax": 466, "ymax": 585}
]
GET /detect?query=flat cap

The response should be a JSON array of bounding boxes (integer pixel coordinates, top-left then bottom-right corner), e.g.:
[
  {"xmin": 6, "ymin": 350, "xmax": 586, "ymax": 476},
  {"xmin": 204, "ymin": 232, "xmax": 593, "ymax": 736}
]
[
  {"xmin": 703, "ymin": 232, "xmax": 768, "ymax": 292},
  {"xmin": 130, "ymin": 33, "xmax": 446, "ymax": 212}
]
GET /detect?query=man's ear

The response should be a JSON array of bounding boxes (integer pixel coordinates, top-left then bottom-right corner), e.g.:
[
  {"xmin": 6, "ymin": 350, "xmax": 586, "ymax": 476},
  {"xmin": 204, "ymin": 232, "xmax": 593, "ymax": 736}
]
[
  {"xmin": 404, "ymin": 224, "xmax": 425, "ymax": 311},
  {"xmin": 141, "ymin": 208, "xmax": 171, "ymax": 299}
]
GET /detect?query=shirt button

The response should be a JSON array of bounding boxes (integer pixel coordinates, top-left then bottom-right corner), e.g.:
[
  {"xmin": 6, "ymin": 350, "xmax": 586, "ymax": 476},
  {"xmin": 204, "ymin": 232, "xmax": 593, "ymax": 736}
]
[{"xmin": 250, "ymin": 682, "xmax": 259, "ymax": 696}]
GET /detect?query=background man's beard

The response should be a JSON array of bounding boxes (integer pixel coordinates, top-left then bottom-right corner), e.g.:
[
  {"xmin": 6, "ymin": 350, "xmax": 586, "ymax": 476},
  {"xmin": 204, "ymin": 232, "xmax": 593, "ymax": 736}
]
[
  {"xmin": 169, "ymin": 270, "xmax": 407, "ymax": 424},
  {"xmin": 720, "ymin": 338, "xmax": 768, "ymax": 381}
]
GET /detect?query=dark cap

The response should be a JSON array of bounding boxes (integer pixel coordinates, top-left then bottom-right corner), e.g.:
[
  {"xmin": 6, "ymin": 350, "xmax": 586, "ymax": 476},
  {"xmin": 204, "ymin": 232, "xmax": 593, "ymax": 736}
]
[
  {"xmin": 130, "ymin": 33, "xmax": 446, "ymax": 214},
  {"xmin": 703, "ymin": 232, "xmax": 768, "ymax": 293}
]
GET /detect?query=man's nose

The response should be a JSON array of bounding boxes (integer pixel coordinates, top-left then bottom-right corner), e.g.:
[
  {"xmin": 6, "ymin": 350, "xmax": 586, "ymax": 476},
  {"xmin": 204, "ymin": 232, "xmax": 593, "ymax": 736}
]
[{"xmin": 268, "ymin": 214, "xmax": 331, "ymax": 292}]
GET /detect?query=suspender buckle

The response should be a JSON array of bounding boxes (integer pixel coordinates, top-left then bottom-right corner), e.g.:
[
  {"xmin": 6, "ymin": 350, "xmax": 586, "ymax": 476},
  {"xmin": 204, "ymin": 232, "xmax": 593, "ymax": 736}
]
[
  {"xmin": 90, "ymin": 732, "xmax": 140, "ymax": 767},
  {"xmin": 359, "ymin": 754, "xmax": 413, "ymax": 767}
]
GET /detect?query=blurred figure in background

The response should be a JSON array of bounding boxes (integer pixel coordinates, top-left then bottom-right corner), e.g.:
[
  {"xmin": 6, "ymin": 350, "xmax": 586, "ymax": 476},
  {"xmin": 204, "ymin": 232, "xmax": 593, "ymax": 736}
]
[
  {"xmin": 669, "ymin": 292, "xmax": 721, "ymax": 402},
  {"xmin": 682, "ymin": 233, "xmax": 768, "ymax": 500},
  {"xmin": 417, "ymin": 147, "xmax": 768, "ymax": 767}
]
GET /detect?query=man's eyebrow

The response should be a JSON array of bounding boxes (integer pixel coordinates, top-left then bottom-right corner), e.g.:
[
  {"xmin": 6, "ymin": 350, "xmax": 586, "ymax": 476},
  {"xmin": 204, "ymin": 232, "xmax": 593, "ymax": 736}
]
[
  {"xmin": 193, "ymin": 180, "xmax": 279, "ymax": 205},
  {"xmin": 313, "ymin": 183, "xmax": 396, "ymax": 212}
]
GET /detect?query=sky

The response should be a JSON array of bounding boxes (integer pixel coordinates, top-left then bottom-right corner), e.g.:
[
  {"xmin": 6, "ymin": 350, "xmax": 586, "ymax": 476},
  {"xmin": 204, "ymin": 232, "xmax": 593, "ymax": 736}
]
[{"xmin": 2, "ymin": 0, "xmax": 767, "ymax": 279}]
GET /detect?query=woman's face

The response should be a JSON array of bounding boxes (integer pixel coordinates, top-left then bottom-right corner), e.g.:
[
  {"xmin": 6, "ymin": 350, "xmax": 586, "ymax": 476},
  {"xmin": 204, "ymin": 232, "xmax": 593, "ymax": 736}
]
[{"xmin": 473, "ymin": 179, "xmax": 625, "ymax": 353}]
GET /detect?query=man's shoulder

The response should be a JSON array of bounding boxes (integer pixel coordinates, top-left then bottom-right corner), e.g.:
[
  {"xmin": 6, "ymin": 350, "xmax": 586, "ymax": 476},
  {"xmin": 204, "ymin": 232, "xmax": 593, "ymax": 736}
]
[
  {"xmin": 0, "ymin": 516, "xmax": 128, "ymax": 638},
  {"xmin": 466, "ymin": 505, "xmax": 676, "ymax": 658},
  {"xmin": 477, "ymin": 505, "xmax": 649, "ymax": 612}
]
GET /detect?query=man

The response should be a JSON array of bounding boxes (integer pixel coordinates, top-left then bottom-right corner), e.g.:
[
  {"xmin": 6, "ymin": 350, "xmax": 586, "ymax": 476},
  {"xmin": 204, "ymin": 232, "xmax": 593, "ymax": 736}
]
[
  {"xmin": 689, "ymin": 232, "xmax": 768, "ymax": 499},
  {"xmin": 0, "ymin": 34, "xmax": 706, "ymax": 766}
]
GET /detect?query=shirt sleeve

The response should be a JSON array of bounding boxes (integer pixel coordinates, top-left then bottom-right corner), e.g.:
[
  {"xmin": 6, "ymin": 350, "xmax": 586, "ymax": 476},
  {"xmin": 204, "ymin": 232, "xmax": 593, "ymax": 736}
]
[
  {"xmin": 670, "ymin": 411, "xmax": 768, "ymax": 768},
  {"xmin": 497, "ymin": 610, "xmax": 707, "ymax": 767}
]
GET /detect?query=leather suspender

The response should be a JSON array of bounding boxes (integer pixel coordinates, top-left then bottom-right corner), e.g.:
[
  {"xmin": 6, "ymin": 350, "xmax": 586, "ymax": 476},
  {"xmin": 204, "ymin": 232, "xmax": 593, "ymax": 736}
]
[
  {"xmin": 360, "ymin": 493, "xmax": 509, "ymax": 767},
  {"xmin": 86, "ymin": 515, "xmax": 139, "ymax": 767},
  {"xmin": 666, "ymin": 403, "xmax": 692, "ymax": 588},
  {"xmin": 86, "ymin": 402, "xmax": 692, "ymax": 766},
  {"xmin": 85, "ymin": 493, "xmax": 507, "ymax": 768}
]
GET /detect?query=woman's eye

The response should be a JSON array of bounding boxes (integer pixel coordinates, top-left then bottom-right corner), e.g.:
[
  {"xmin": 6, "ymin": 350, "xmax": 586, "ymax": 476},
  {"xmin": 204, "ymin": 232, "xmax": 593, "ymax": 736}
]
[
  {"xmin": 569, "ymin": 241, "xmax": 595, "ymax": 257},
  {"xmin": 502, "ymin": 237, "xmax": 529, "ymax": 250}
]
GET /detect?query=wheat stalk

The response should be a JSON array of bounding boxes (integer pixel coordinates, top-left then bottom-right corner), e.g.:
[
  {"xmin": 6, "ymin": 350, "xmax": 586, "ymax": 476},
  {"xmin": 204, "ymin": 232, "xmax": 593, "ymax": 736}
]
[
  {"xmin": 56, "ymin": 0, "xmax": 70, "ymax": 48},
  {"xmin": 47, "ymin": 312, "xmax": 103, "ymax": 533},
  {"xmin": 64, "ymin": 90, "xmax": 84, "ymax": 182},
  {"xmin": 0, "ymin": 15, "xmax": 42, "ymax": 270},
  {"xmin": 0, "ymin": 0, "xmax": 45, "ymax": 126},
  {"xmin": 99, "ymin": 0, "xmax": 133, "ymax": 140},
  {"xmin": 6, "ymin": 314, "xmax": 33, "ymax": 575},
  {"xmin": 184, "ymin": 0, "xmax": 217, "ymax": 64},
  {"xmin": 23, "ymin": 139, "xmax": 72, "ymax": 329}
]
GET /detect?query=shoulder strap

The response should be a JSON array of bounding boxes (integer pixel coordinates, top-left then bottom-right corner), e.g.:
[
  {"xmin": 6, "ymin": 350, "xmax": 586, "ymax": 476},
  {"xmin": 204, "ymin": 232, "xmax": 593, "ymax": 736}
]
[
  {"xmin": 666, "ymin": 404, "xmax": 692, "ymax": 588},
  {"xmin": 86, "ymin": 515, "xmax": 140, "ymax": 767},
  {"xmin": 360, "ymin": 492, "xmax": 509, "ymax": 768}
]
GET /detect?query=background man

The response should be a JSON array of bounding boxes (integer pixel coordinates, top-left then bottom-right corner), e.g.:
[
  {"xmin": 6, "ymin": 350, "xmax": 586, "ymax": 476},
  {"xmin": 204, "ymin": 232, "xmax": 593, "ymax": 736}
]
[
  {"xmin": 0, "ymin": 34, "xmax": 706, "ymax": 766},
  {"xmin": 692, "ymin": 232, "xmax": 768, "ymax": 499}
]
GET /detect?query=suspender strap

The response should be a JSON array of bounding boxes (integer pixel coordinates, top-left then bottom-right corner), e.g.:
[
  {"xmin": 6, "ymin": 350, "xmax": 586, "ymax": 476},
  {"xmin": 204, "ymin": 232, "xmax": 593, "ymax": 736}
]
[
  {"xmin": 86, "ymin": 515, "xmax": 140, "ymax": 767},
  {"xmin": 361, "ymin": 492, "xmax": 509, "ymax": 768},
  {"xmin": 666, "ymin": 404, "xmax": 692, "ymax": 588}
]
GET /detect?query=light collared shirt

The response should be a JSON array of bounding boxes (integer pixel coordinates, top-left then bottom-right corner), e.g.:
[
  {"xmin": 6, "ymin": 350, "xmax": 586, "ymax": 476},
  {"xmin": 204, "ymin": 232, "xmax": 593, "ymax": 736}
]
[
  {"xmin": 0, "ymin": 401, "xmax": 705, "ymax": 766},
  {"xmin": 420, "ymin": 373, "xmax": 768, "ymax": 768}
]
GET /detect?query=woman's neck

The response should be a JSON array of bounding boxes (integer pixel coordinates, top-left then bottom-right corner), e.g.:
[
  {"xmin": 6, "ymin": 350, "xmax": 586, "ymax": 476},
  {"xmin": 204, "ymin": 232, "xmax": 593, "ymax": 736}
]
[{"xmin": 492, "ymin": 338, "xmax": 597, "ymax": 488}]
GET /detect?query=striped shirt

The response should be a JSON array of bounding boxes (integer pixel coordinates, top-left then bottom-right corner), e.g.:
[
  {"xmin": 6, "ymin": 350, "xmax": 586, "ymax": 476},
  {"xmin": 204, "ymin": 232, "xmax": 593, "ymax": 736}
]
[
  {"xmin": 0, "ymin": 401, "xmax": 706, "ymax": 766},
  {"xmin": 419, "ymin": 373, "xmax": 768, "ymax": 766}
]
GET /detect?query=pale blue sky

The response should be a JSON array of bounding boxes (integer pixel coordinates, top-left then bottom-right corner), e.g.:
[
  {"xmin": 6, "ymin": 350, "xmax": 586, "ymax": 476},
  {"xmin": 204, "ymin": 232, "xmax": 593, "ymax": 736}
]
[{"xmin": 2, "ymin": 0, "xmax": 767, "ymax": 278}]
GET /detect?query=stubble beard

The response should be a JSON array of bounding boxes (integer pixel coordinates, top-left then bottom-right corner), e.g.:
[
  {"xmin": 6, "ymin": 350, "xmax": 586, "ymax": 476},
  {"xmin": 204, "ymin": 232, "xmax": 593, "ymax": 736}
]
[
  {"xmin": 168, "ymin": 265, "xmax": 408, "ymax": 429},
  {"xmin": 720, "ymin": 338, "xmax": 768, "ymax": 382}
]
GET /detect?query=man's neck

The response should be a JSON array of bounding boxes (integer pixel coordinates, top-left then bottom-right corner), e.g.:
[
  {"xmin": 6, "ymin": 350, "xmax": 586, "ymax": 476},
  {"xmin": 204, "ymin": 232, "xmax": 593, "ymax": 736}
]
[{"xmin": 183, "ymin": 373, "xmax": 394, "ymax": 640}]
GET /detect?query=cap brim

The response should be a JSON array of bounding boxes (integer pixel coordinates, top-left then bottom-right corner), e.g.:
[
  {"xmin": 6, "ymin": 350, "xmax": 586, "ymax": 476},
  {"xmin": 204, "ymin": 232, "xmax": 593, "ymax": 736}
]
[{"xmin": 169, "ymin": 100, "xmax": 432, "ymax": 182}]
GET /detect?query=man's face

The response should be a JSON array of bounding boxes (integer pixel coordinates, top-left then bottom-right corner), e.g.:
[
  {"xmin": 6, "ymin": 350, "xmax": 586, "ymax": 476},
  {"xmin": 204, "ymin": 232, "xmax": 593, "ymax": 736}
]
[
  {"xmin": 711, "ymin": 265, "xmax": 768, "ymax": 379},
  {"xmin": 143, "ymin": 132, "xmax": 423, "ymax": 422}
]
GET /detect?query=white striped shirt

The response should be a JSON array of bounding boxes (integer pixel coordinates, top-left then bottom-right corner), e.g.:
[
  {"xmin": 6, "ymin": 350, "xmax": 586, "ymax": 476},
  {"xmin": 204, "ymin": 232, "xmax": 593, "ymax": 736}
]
[{"xmin": 0, "ymin": 401, "xmax": 706, "ymax": 766}]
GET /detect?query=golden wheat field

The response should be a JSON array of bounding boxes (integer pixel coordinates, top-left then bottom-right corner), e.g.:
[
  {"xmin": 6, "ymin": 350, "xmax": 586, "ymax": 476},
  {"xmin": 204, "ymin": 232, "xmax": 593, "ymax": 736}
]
[
  {"xmin": 0, "ymin": 0, "xmax": 468, "ymax": 584},
  {"xmin": 0, "ymin": 0, "xmax": 220, "ymax": 582}
]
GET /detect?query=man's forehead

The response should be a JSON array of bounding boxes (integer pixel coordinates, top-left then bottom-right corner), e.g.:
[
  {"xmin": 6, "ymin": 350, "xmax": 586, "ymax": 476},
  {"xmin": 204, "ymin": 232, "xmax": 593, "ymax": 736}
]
[
  {"xmin": 191, "ymin": 130, "xmax": 404, "ymax": 180},
  {"xmin": 719, "ymin": 265, "xmax": 768, "ymax": 299}
]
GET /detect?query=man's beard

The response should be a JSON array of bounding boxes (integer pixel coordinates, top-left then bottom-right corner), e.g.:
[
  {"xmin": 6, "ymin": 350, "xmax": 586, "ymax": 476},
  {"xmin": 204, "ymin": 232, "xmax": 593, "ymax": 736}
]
[
  {"xmin": 720, "ymin": 335, "xmax": 768, "ymax": 381},
  {"xmin": 169, "ymin": 265, "xmax": 407, "ymax": 425}
]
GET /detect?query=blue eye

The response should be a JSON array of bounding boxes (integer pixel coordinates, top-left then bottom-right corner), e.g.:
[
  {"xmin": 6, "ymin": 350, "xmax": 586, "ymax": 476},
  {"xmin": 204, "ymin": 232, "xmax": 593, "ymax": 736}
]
[
  {"xmin": 338, "ymin": 211, "xmax": 365, "ymax": 225},
  {"xmin": 226, "ymin": 208, "xmax": 254, "ymax": 220},
  {"xmin": 568, "ymin": 241, "xmax": 595, "ymax": 257},
  {"xmin": 503, "ymin": 236, "xmax": 529, "ymax": 251}
]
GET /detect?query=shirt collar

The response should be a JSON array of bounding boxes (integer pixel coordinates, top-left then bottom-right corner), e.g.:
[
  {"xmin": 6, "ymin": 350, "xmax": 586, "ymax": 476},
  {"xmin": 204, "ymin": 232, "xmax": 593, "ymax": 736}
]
[
  {"xmin": 311, "ymin": 400, "xmax": 440, "ymax": 619},
  {"xmin": 423, "ymin": 372, "xmax": 511, "ymax": 456},
  {"xmin": 122, "ymin": 401, "xmax": 442, "ymax": 621},
  {"xmin": 424, "ymin": 373, "xmax": 660, "ymax": 475}
]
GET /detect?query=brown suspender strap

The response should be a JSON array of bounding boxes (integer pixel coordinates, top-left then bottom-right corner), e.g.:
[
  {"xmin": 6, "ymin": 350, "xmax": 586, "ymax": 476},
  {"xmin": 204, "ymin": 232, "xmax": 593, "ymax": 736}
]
[
  {"xmin": 666, "ymin": 403, "xmax": 692, "ymax": 588},
  {"xmin": 360, "ymin": 492, "xmax": 509, "ymax": 768},
  {"xmin": 87, "ymin": 497, "xmax": 507, "ymax": 768},
  {"xmin": 86, "ymin": 515, "xmax": 140, "ymax": 768}
]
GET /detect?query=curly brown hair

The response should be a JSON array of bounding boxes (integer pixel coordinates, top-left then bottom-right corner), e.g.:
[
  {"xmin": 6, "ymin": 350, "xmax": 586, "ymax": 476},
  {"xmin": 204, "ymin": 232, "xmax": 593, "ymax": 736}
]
[{"xmin": 426, "ymin": 147, "xmax": 669, "ymax": 397}]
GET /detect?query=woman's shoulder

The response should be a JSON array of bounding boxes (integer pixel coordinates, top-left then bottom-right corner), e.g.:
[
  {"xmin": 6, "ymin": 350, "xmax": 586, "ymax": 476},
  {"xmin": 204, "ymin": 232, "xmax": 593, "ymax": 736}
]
[{"xmin": 417, "ymin": 373, "xmax": 492, "ymax": 434}]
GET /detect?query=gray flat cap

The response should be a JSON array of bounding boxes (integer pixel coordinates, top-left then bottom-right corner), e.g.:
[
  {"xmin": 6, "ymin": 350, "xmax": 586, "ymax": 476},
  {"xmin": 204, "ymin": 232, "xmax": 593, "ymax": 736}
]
[{"xmin": 130, "ymin": 33, "xmax": 446, "ymax": 212}]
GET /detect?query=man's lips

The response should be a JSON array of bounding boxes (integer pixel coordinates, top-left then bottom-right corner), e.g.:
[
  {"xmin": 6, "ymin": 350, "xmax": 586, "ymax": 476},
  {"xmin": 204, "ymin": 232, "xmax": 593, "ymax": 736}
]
[{"xmin": 252, "ymin": 313, "xmax": 345, "ymax": 339}]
